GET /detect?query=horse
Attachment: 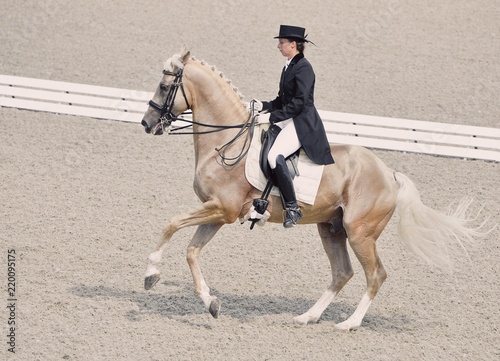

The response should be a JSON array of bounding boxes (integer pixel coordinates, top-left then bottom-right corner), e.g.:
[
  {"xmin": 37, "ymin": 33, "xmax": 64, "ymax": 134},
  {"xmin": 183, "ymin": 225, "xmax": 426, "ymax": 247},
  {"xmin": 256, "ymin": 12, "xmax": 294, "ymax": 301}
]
[{"xmin": 140, "ymin": 46, "xmax": 482, "ymax": 331}]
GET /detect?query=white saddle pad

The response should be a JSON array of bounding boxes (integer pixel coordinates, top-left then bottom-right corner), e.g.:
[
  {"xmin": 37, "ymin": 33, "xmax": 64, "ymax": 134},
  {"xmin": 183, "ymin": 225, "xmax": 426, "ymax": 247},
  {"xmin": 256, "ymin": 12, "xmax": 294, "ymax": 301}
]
[{"xmin": 245, "ymin": 128, "xmax": 324, "ymax": 205}]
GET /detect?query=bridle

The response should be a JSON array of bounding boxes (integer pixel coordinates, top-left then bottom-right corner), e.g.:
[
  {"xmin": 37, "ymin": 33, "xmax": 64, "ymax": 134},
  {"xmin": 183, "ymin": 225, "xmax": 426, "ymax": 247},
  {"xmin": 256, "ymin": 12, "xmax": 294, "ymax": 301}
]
[
  {"xmin": 147, "ymin": 69, "xmax": 191, "ymax": 135},
  {"xmin": 146, "ymin": 68, "xmax": 260, "ymax": 167}
]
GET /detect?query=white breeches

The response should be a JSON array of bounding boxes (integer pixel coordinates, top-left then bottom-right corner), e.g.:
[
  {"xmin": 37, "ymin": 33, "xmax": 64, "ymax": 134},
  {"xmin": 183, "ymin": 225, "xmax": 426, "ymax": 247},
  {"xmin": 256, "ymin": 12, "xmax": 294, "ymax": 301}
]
[{"xmin": 267, "ymin": 118, "xmax": 302, "ymax": 169}]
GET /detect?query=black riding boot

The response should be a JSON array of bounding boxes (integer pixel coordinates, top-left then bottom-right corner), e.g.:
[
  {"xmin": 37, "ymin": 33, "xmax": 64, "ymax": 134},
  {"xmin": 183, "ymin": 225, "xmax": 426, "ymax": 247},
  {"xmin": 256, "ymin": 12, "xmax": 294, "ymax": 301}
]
[{"xmin": 273, "ymin": 155, "xmax": 303, "ymax": 228}]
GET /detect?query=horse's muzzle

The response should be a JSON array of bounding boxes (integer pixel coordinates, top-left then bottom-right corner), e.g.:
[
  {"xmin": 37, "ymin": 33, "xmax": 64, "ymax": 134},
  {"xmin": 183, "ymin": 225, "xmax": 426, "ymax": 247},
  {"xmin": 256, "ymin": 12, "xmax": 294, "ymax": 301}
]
[
  {"xmin": 142, "ymin": 119, "xmax": 164, "ymax": 135},
  {"xmin": 141, "ymin": 119, "xmax": 152, "ymax": 134}
]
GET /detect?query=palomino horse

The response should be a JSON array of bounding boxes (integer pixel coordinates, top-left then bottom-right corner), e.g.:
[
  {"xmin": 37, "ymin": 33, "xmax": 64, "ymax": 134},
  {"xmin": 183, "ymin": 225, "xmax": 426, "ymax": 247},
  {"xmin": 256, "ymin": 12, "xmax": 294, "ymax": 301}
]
[{"xmin": 141, "ymin": 47, "xmax": 480, "ymax": 331}]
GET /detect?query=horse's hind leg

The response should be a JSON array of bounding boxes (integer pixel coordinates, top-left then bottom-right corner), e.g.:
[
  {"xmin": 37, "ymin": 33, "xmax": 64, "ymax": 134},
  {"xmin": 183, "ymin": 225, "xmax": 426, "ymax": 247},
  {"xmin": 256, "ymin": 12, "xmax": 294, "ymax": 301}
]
[
  {"xmin": 294, "ymin": 220, "xmax": 354, "ymax": 324},
  {"xmin": 333, "ymin": 207, "xmax": 393, "ymax": 332}
]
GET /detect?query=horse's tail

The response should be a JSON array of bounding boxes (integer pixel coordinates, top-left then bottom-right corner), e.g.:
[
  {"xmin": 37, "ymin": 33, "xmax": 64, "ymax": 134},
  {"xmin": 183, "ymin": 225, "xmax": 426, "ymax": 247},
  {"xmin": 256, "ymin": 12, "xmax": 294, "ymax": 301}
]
[{"xmin": 394, "ymin": 172, "xmax": 487, "ymax": 272}]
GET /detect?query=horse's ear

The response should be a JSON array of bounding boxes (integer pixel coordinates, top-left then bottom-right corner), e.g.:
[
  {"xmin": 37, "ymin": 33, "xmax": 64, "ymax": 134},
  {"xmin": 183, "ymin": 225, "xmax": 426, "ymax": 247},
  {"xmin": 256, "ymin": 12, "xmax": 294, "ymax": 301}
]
[{"xmin": 180, "ymin": 48, "xmax": 191, "ymax": 65}]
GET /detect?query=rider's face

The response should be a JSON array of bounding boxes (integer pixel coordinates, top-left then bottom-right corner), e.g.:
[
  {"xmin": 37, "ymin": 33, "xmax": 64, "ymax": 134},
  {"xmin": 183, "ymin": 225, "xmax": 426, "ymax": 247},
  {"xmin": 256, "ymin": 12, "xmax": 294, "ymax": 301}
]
[{"xmin": 277, "ymin": 39, "xmax": 297, "ymax": 59}]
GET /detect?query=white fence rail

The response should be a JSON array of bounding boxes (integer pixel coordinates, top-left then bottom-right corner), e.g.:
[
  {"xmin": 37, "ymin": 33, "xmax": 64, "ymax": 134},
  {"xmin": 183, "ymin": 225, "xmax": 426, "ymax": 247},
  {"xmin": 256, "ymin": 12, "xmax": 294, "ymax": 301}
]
[
  {"xmin": 320, "ymin": 110, "xmax": 500, "ymax": 162},
  {"xmin": 1, "ymin": 74, "xmax": 499, "ymax": 162}
]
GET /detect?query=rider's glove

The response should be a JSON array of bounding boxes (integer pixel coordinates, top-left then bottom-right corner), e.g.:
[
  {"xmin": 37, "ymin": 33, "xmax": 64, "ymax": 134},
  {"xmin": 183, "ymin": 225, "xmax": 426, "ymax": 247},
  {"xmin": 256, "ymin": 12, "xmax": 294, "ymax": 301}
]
[{"xmin": 252, "ymin": 99, "xmax": 263, "ymax": 113}]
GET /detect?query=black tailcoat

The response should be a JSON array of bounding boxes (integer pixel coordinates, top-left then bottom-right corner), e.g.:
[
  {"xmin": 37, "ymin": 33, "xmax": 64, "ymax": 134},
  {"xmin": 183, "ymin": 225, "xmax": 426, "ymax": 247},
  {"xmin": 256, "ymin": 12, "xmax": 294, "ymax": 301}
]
[{"xmin": 263, "ymin": 53, "xmax": 334, "ymax": 165}]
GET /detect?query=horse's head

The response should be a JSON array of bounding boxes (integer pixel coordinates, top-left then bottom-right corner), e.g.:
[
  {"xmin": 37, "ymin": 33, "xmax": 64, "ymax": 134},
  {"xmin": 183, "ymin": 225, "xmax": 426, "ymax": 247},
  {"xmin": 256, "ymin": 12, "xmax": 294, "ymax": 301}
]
[{"xmin": 141, "ymin": 47, "xmax": 192, "ymax": 135}]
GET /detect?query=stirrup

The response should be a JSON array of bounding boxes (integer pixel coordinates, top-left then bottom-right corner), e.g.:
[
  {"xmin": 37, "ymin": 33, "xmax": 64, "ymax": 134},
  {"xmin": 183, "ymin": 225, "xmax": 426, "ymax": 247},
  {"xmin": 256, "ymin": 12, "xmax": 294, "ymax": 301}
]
[
  {"xmin": 248, "ymin": 179, "xmax": 273, "ymax": 230},
  {"xmin": 283, "ymin": 207, "xmax": 303, "ymax": 228}
]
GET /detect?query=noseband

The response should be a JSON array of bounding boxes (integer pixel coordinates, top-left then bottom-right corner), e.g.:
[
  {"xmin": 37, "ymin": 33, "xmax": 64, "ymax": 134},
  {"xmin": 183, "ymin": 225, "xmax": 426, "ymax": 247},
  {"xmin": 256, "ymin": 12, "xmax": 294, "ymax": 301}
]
[{"xmin": 148, "ymin": 69, "xmax": 191, "ymax": 132}]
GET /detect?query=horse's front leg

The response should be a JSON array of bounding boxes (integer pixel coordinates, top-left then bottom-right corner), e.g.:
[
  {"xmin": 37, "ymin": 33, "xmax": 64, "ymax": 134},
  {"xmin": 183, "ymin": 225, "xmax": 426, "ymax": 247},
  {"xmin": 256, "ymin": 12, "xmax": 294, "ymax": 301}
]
[
  {"xmin": 144, "ymin": 199, "xmax": 224, "ymax": 290},
  {"xmin": 186, "ymin": 223, "xmax": 223, "ymax": 318}
]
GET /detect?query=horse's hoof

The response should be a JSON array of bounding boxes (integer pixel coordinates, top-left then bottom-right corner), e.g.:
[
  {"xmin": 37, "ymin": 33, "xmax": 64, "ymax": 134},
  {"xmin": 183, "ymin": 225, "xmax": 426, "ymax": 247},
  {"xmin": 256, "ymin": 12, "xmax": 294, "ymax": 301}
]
[
  {"xmin": 209, "ymin": 298, "xmax": 221, "ymax": 319},
  {"xmin": 333, "ymin": 322, "xmax": 355, "ymax": 333},
  {"xmin": 144, "ymin": 274, "xmax": 160, "ymax": 290},
  {"xmin": 293, "ymin": 314, "xmax": 316, "ymax": 325}
]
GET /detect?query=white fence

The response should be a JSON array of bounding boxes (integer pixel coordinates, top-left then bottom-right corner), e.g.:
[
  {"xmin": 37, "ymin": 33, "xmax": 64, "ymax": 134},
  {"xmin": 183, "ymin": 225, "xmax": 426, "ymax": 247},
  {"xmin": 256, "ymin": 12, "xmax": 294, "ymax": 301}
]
[
  {"xmin": 320, "ymin": 110, "xmax": 500, "ymax": 162},
  {"xmin": 1, "ymin": 74, "xmax": 499, "ymax": 162}
]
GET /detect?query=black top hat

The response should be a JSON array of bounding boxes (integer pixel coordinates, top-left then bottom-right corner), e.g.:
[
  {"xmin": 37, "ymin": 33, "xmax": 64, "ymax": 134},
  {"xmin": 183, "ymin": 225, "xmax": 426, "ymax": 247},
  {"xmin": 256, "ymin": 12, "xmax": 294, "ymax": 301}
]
[{"xmin": 274, "ymin": 25, "xmax": 311, "ymax": 43}]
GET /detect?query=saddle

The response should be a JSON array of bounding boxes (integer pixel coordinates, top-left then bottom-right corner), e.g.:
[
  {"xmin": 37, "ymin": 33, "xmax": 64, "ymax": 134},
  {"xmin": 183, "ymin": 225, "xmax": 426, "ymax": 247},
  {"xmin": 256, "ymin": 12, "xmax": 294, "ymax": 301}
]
[{"xmin": 243, "ymin": 123, "xmax": 325, "ymax": 228}]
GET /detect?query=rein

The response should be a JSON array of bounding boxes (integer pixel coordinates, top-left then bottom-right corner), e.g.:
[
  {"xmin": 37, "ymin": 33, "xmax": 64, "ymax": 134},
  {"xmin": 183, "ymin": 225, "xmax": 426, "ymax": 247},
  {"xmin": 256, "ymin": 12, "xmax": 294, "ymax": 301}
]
[
  {"xmin": 215, "ymin": 109, "xmax": 257, "ymax": 168},
  {"xmin": 167, "ymin": 103, "xmax": 258, "ymax": 168},
  {"xmin": 167, "ymin": 116, "xmax": 252, "ymax": 135},
  {"xmin": 147, "ymin": 68, "xmax": 259, "ymax": 167}
]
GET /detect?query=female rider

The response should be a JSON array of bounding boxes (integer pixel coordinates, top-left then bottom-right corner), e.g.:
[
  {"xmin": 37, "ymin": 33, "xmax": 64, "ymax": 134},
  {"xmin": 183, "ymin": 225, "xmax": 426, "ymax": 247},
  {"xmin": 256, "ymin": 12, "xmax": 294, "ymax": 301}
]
[{"xmin": 255, "ymin": 25, "xmax": 334, "ymax": 228}]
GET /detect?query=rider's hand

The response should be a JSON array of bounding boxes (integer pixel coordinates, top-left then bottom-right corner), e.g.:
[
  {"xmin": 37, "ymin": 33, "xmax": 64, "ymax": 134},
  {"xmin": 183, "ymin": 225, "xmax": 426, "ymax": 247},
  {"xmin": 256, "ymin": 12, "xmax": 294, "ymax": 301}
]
[{"xmin": 252, "ymin": 99, "xmax": 263, "ymax": 112}]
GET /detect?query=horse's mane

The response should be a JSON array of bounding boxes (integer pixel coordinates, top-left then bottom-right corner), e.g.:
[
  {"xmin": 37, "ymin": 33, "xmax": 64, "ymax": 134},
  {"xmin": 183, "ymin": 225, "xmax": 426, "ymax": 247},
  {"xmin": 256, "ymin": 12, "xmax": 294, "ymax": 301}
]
[{"xmin": 164, "ymin": 52, "xmax": 245, "ymax": 103}]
